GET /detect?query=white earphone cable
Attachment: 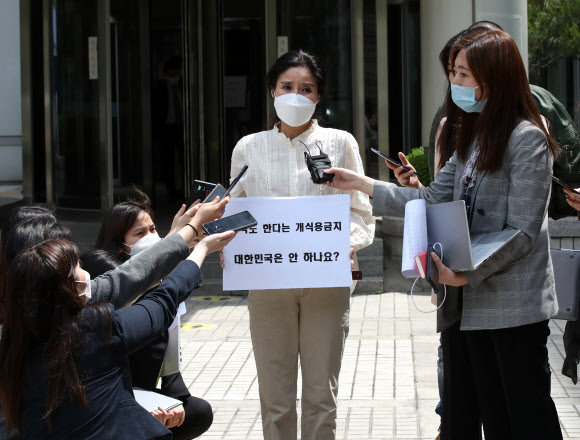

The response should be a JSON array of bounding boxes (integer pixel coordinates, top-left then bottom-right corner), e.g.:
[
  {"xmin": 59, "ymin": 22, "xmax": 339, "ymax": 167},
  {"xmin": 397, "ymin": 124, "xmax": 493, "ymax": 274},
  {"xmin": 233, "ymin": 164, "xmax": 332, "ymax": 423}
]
[{"xmin": 410, "ymin": 242, "xmax": 447, "ymax": 314}]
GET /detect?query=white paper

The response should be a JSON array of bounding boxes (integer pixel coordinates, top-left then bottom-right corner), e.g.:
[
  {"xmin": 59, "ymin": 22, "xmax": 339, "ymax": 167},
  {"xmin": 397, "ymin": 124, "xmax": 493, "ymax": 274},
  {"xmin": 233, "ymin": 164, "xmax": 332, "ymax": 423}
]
[
  {"xmin": 401, "ymin": 199, "xmax": 428, "ymax": 278},
  {"xmin": 222, "ymin": 195, "xmax": 351, "ymax": 290},
  {"xmin": 167, "ymin": 302, "xmax": 186, "ymax": 333},
  {"xmin": 160, "ymin": 317, "xmax": 181, "ymax": 377},
  {"xmin": 133, "ymin": 387, "xmax": 182, "ymax": 412}
]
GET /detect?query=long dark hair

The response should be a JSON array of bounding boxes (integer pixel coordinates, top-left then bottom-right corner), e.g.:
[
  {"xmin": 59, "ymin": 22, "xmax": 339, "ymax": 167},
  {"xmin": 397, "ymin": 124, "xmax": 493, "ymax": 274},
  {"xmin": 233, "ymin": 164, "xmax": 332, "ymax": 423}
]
[
  {"xmin": 266, "ymin": 49, "xmax": 327, "ymax": 129},
  {"xmin": 439, "ymin": 29, "xmax": 557, "ymax": 172},
  {"xmin": 94, "ymin": 189, "xmax": 153, "ymax": 261},
  {"xmin": 0, "ymin": 239, "xmax": 105, "ymax": 434},
  {"xmin": 2, "ymin": 218, "xmax": 72, "ymax": 266},
  {"xmin": 0, "ymin": 217, "xmax": 72, "ymax": 324},
  {"xmin": 0, "ymin": 205, "xmax": 56, "ymax": 261}
]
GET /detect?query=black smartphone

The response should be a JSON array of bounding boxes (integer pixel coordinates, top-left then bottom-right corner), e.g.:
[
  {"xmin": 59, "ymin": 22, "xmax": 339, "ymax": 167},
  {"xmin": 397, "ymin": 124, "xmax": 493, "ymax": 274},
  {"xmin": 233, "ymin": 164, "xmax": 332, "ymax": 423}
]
[
  {"xmin": 201, "ymin": 184, "xmax": 227, "ymax": 204},
  {"xmin": 552, "ymin": 176, "xmax": 580, "ymax": 195},
  {"xmin": 426, "ymin": 244, "xmax": 441, "ymax": 294},
  {"xmin": 370, "ymin": 147, "xmax": 418, "ymax": 176},
  {"xmin": 187, "ymin": 180, "xmax": 217, "ymax": 206},
  {"xmin": 223, "ymin": 165, "xmax": 248, "ymax": 199},
  {"xmin": 202, "ymin": 211, "xmax": 258, "ymax": 235}
]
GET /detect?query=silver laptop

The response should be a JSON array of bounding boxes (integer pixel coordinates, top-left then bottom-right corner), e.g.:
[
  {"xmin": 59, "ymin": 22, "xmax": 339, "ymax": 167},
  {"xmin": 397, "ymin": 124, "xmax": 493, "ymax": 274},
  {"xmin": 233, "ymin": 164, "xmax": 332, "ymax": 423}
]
[
  {"xmin": 551, "ymin": 249, "xmax": 580, "ymax": 321},
  {"xmin": 425, "ymin": 200, "xmax": 520, "ymax": 272}
]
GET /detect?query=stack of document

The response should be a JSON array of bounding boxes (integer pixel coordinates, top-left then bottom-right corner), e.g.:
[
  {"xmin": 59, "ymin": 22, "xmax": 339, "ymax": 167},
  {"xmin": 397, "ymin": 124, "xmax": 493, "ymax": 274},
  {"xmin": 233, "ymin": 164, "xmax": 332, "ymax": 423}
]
[{"xmin": 401, "ymin": 199, "xmax": 520, "ymax": 277}]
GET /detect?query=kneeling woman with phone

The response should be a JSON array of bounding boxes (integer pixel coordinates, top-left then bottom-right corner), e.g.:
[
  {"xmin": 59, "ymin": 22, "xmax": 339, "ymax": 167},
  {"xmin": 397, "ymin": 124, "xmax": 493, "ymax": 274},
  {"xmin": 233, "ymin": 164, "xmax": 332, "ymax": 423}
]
[
  {"xmin": 0, "ymin": 231, "xmax": 235, "ymax": 439},
  {"xmin": 226, "ymin": 50, "xmax": 375, "ymax": 440},
  {"xmin": 321, "ymin": 29, "xmax": 562, "ymax": 440},
  {"xmin": 81, "ymin": 189, "xmax": 228, "ymax": 439}
]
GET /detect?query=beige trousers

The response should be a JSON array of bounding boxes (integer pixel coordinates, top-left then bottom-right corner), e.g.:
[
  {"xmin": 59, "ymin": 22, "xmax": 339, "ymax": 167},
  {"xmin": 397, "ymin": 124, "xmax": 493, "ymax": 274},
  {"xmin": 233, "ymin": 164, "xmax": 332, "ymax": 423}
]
[{"xmin": 248, "ymin": 287, "xmax": 351, "ymax": 440}]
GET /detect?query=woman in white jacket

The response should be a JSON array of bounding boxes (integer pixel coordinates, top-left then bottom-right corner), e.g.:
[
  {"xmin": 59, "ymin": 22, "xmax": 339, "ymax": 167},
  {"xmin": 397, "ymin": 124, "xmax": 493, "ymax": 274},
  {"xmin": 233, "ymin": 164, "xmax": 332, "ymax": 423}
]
[{"xmin": 228, "ymin": 50, "xmax": 375, "ymax": 440}]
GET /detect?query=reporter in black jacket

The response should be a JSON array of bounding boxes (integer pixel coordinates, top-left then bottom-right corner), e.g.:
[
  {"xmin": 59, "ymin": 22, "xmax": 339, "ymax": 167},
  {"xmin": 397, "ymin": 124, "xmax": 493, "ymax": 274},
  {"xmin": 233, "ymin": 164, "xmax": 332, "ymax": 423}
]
[
  {"xmin": 0, "ymin": 230, "xmax": 235, "ymax": 439},
  {"xmin": 83, "ymin": 189, "xmax": 220, "ymax": 438}
]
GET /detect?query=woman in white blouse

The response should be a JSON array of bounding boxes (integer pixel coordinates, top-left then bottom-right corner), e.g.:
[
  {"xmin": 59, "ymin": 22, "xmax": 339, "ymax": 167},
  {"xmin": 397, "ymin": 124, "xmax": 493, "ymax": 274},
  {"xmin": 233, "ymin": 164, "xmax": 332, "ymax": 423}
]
[{"xmin": 228, "ymin": 50, "xmax": 375, "ymax": 440}]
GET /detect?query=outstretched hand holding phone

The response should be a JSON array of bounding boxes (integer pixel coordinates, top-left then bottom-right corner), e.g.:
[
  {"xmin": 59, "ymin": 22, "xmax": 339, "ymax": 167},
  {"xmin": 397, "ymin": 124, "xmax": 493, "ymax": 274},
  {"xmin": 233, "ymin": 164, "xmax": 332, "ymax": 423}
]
[
  {"xmin": 383, "ymin": 152, "xmax": 423, "ymax": 190},
  {"xmin": 564, "ymin": 187, "xmax": 580, "ymax": 212}
]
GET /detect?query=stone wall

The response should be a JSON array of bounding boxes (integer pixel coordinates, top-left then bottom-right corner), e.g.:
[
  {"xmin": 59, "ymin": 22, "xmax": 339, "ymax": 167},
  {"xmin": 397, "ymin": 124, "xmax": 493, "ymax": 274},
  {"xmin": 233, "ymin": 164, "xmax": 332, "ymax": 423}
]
[{"xmin": 549, "ymin": 216, "xmax": 580, "ymax": 250}]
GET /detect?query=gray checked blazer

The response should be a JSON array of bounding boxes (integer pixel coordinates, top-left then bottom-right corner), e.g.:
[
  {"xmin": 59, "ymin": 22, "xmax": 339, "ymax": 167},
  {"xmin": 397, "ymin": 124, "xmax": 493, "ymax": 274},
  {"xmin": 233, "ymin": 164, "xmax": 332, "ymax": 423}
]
[{"xmin": 373, "ymin": 119, "xmax": 558, "ymax": 330}]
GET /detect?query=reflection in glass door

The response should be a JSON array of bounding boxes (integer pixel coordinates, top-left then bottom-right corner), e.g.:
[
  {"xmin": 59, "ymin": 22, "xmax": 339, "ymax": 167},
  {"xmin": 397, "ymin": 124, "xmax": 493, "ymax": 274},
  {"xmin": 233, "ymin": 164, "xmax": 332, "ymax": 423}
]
[
  {"xmin": 50, "ymin": 0, "xmax": 104, "ymax": 209},
  {"xmin": 222, "ymin": 0, "xmax": 267, "ymax": 180},
  {"xmin": 277, "ymin": 0, "xmax": 353, "ymax": 132},
  {"xmin": 109, "ymin": 0, "xmax": 201, "ymax": 209},
  {"xmin": 108, "ymin": 0, "xmax": 154, "ymax": 200}
]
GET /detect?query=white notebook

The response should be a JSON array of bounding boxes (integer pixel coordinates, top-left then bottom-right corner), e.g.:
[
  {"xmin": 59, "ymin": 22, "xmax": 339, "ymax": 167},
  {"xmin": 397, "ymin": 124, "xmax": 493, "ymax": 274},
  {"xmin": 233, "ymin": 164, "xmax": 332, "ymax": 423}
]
[{"xmin": 133, "ymin": 387, "xmax": 182, "ymax": 412}]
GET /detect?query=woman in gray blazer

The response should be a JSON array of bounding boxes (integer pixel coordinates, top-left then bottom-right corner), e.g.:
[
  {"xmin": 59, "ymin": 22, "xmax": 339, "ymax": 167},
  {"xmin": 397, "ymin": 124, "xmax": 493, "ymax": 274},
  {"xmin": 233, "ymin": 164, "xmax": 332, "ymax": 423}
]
[{"xmin": 321, "ymin": 29, "xmax": 562, "ymax": 440}]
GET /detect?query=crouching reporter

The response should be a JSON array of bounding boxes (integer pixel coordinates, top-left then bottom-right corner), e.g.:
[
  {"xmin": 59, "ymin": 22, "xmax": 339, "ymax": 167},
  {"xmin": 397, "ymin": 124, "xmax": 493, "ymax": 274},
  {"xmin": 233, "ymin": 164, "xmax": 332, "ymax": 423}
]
[{"xmin": 0, "ymin": 231, "xmax": 235, "ymax": 439}]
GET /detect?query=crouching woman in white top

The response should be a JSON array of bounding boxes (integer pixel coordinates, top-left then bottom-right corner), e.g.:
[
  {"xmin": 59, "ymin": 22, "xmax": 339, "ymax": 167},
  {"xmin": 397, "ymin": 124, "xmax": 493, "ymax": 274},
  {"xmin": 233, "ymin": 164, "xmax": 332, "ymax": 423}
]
[{"xmin": 228, "ymin": 50, "xmax": 375, "ymax": 440}]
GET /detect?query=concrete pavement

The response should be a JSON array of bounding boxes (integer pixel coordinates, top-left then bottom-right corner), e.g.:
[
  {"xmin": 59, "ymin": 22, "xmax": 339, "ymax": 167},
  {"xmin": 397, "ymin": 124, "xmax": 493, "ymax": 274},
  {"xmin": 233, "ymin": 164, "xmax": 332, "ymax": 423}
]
[{"xmin": 179, "ymin": 290, "xmax": 580, "ymax": 440}]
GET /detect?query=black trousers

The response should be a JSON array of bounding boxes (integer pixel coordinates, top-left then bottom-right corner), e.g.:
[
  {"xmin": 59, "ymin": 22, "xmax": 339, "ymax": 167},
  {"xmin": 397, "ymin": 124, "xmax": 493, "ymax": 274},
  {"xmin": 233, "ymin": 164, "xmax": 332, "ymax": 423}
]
[
  {"xmin": 440, "ymin": 321, "xmax": 482, "ymax": 440},
  {"xmin": 464, "ymin": 320, "xmax": 562, "ymax": 440},
  {"xmin": 169, "ymin": 395, "xmax": 213, "ymax": 440}
]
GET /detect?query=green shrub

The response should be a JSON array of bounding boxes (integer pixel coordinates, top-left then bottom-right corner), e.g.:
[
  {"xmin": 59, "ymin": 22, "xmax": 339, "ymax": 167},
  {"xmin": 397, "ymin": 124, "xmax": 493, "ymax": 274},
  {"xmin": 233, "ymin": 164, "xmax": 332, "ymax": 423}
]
[{"xmin": 406, "ymin": 147, "xmax": 431, "ymax": 187}]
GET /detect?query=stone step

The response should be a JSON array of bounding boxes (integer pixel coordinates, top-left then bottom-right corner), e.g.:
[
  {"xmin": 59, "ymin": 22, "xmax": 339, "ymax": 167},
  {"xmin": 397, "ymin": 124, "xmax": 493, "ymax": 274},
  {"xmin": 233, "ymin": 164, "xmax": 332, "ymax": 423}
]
[
  {"xmin": 357, "ymin": 238, "xmax": 383, "ymax": 257},
  {"xmin": 353, "ymin": 276, "xmax": 384, "ymax": 294},
  {"xmin": 198, "ymin": 278, "xmax": 387, "ymax": 296},
  {"xmin": 199, "ymin": 236, "xmax": 385, "ymax": 295},
  {"xmin": 204, "ymin": 258, "xmax": 384, "ymax": 281},
  {"xmin": 201, "ymin": 259, "xmax": 225, "ymax": 279},
  {"xmin": 357, "ymin": 255, "xmax": 383, "ymax": 277},
  {"xmin": 203, "ymin": 252, "xmax": 385, "ymax": 279},
  {"xmin": 195, "ymin": 279, "xmax": 248, "ymax": 296}
]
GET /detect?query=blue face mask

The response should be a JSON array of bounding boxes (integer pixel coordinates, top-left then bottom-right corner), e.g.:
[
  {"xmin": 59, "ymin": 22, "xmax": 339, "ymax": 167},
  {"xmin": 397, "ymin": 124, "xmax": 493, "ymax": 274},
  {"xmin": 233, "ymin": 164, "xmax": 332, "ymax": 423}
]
[{"xmin": 451, "ymin": 83, "xmax": 486, "ymax": 113}]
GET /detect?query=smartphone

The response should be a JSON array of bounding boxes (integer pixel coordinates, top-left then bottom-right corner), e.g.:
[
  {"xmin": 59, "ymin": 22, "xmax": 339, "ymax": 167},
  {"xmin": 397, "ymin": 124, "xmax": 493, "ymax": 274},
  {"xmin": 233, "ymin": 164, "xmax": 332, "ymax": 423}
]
[
  {"xmin": 202, "ymin": 211, "xmax": 258, "ymax": 235},
  {"xmin": 223, "ymin": 165, "xmax": 248, "ymax": 199},
  {"xmin": 201, "ymin": 184, "xmax": 227, "ymax": 204},
  {"xmin": 187, "ymin": 180, "xmax": 217, "ymax": 206},
  {"xmin": 552, "ymin": 176, "xmax": 580, "ymax": 195},
  {"xmin": 370, "ymin": 147, "xmax": 418, "ymax": 175},
  {"xmin": 426, "ymin": 244, "xmax": 441, "ymax": 294}
]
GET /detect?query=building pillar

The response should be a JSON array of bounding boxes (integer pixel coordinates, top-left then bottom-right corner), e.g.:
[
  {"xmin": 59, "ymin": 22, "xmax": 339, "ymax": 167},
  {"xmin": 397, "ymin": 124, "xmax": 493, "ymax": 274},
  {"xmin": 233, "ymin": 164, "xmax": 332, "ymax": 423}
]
[
  {"xmin": 419, "ymin": 0, "xmax": 528, "ymax": 150},
  {"xmin": 419, "ymin": 0, "xmax": 472, "ymax": 151}
]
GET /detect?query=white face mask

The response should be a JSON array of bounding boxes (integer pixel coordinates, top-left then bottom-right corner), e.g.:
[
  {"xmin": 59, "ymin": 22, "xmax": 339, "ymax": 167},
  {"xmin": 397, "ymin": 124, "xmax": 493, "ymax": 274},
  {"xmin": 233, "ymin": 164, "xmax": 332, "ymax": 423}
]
[
  {"xmin": 75, "ymin": 269, "xmax": 92, "ymax": 300},
  {"xmin": 123, "ymin": 232, "xmax": 161, "ymax": 256},
  {"xmin": 274, "ymin": 93, "xmax": 317, "ymax": 127}
]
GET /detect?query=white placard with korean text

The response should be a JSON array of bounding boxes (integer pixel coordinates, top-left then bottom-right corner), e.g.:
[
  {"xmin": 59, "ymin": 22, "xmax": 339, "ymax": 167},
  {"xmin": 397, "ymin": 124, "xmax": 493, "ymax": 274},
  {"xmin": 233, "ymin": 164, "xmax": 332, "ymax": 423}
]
[{"xmin": 222, "ymin": 195, "xmax": 351, "ymax": 290}]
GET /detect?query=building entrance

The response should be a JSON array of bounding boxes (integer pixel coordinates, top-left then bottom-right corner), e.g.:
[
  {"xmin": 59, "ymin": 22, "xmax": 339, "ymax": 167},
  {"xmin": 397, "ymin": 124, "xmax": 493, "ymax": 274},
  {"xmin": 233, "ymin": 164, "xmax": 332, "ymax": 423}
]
[{"xmin": 22, "ymin": 0, "xmax": 388, "ymax": 213}]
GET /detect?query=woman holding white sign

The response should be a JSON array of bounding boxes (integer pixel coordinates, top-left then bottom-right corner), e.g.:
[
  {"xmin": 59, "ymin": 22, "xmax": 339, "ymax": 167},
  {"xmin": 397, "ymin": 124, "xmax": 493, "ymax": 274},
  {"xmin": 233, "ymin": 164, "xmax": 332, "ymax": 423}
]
[{"xmin": 228, "ymin": 50, "xmax": 375, "ymax": 440}]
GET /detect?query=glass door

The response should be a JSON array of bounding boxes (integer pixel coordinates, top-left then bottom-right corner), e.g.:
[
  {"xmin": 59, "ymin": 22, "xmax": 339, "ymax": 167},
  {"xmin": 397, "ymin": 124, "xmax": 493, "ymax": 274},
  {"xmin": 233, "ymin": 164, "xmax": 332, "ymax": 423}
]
[
  {"xmin": 277, "ymin": 0, "xmax": 353, "ymax": 132},
  {"xmin": 109, "ymin": 0, "xmax": 203, "ymax": 208},
  {"xmin": 49, "ymin": 0, "xmax": 109, "ymax": 210},
  {"xmin": 46, "ymin": 0, "xmax": 204, "ymax": 211},
  {"xmin": 222, "ymin": 0, "xmax": 267, "ymax": 181}
]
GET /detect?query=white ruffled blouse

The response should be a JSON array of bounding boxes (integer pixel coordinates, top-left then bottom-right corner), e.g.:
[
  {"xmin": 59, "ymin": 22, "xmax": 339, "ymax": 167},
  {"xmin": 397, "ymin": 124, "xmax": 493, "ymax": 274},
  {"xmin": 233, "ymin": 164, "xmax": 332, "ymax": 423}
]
[{"xmin": 229, "ymin": 120, "xmax": 375, "ymax": 252}]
